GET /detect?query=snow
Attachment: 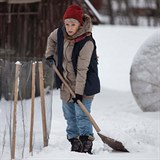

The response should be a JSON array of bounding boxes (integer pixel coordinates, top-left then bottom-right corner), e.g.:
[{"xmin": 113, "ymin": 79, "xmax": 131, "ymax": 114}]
[
  {"xmin": 92, "ymin": 25, "xmax": 159, "ymax": 91},
  {"xmin": 1, "ymin": 25, "xmax": 160, "ymax": 160},
  {"xmin": 130, "ymin": 30, "xmax": 160, "ymax": 111},
  {"xmin": 15, "ymin": 61, "xmax": 21, "ymax": 65}
]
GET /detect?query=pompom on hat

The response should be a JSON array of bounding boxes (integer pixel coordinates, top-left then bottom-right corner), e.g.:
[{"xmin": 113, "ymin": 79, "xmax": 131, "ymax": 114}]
[{"xmin": 63, "ymin": 4, "xmax": 83, "ymax": 25}]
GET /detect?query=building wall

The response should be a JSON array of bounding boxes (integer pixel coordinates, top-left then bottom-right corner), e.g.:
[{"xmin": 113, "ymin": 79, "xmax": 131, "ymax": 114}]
[
  {"xmin": 99, "ymin": 0, "xmax": 160, "ymax": 26},
  {"xmin": 0, "ymin": 0, "xmax": 72, "ymax": 60}
]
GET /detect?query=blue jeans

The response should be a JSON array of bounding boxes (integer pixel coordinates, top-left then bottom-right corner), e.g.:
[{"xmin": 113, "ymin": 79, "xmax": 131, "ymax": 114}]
[{"xmin": 62, "ymin": 99, "xmax": 93, "ymax": 139}]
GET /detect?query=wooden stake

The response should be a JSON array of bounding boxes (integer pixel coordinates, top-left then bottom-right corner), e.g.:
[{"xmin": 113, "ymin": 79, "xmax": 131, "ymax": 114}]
[
  {"xmin": 11, "ymin": 62, "xmax": 21, "ymax": 160},
  {"xmin": 29, "ymin": 62, "xmax": 36, "ymax": 153},
  {"xmin": 38, "ymin": 61, "xmax": 48, "ymax": 147}
]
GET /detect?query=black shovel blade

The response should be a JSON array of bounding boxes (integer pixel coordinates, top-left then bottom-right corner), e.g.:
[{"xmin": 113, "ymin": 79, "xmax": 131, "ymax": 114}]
[{"xmin": 98, "ymin": 133, "xmax": 129, "ymax": 152}]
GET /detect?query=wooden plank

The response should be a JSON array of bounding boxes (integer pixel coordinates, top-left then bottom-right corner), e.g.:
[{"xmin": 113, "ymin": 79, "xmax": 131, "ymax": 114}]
[
  {"xmin": 29, "ymin": 62, "xmax": 36, "ymax": 153},
  {"xmin": 38, "ymin": 61, "xmax": 48, "ymax": 147},
  {"xmin": 8, "ymin": 0, "xmax": 41, "ymax": 4},
  {"xmin": 0, "ymin": 12, "xmax": 39, "ymax": 16},
  {"xmin": 11, "ymin": 62, "xmax": 21, "ymax": 160}
]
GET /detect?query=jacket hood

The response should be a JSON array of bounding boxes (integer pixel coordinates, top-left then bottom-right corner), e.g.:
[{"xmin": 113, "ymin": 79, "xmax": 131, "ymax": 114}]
[{"xmin": 64, "ymin": 14, "xmax": 92, "ymax": 40}]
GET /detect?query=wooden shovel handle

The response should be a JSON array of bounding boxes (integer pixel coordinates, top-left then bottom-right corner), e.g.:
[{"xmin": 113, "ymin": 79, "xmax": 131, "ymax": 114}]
[{"xmin": 53, "ymin": 64, "xmax": 101, "ymax": 133}]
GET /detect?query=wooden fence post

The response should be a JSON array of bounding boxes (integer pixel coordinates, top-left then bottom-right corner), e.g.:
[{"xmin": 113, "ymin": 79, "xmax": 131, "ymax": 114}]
[
  {"xmin": 11, "ymin": 62, "xmax": 21, "ymax": 160},
  {"xmin": 29, "ymin": 62, "xmax": 36, "ymax": 153},
  {"xmin": 38, "ymin": 61, "xmax": 48, "ymax": 147}
]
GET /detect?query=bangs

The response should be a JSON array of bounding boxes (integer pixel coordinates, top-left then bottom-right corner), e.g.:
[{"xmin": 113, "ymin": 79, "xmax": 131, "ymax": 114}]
[{"xmin": 64, "ymin": 18, "xmax": 80, "ymax": 24}]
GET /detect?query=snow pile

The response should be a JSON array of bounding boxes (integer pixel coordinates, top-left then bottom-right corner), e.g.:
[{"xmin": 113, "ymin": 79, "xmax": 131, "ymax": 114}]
[{"xmin": 130, "ymin": 30, "xmax": 160, "ymax": 111}]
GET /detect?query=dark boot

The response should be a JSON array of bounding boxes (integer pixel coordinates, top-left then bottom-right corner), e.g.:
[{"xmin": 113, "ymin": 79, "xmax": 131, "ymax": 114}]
[
  {"xmin": 68, "ymin": 138, "xmax": 83, "ymax": 152},
  {"xmin": 79, "ymin": 135, "xmax": 94, "ymax": 154}
]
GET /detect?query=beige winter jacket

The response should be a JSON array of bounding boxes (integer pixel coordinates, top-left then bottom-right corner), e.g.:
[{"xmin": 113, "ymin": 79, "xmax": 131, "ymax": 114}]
[{"xmin": 45, "ymin": 14, "xmax": 94, "ymax": 102}]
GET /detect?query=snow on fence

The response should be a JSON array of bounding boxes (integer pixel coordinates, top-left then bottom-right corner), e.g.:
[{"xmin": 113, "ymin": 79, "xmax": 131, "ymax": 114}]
[{"xmin": 0, "ymin": 60, "xmax": 54, "ymax": 159}]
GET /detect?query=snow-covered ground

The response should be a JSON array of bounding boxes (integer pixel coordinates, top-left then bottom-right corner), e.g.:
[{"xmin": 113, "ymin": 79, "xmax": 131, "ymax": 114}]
[
  {"xmin": 25, "ymin": 89, "xmax": 160, "ymax": 160},
  {"xmin": 1, "ymin": 25, "xmax": 160, "ymax": 160}
]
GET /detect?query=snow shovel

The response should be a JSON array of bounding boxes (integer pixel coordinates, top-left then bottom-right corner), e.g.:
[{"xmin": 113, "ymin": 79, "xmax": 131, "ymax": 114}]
[{"xmin": 53, "ymin": 64, "xmax": 128, "ymax": 152}]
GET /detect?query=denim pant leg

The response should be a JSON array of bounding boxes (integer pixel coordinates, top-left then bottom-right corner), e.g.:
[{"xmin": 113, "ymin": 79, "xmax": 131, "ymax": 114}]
[
  {"xmin": 75, "ymin": 99, "xmax": 93, "ymax": 136},
  {"xmin": 62, "ymin": 101, "xmax": 79, "ymax": 139}
]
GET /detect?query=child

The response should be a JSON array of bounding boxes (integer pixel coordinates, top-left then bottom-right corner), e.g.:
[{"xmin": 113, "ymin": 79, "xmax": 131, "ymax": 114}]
[{"xmin": 45, "ymin": 4, "xmax": 100, "ymax": 154}]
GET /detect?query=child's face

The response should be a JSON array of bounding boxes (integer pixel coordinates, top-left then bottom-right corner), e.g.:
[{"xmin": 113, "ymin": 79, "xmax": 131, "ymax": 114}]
[{"xmin": 64, "ymin": 19, "xmax": 80, "ymax": 36}]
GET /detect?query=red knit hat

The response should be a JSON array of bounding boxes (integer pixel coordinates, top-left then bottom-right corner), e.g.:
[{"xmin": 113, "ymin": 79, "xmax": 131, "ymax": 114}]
[{"xmin": 63, "ymin": 4, "xmax": 83, "ymax": 25}]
